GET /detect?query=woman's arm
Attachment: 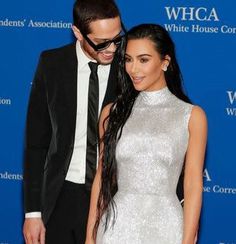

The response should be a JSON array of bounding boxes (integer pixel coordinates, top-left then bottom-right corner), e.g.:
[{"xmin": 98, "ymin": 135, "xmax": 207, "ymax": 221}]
[
  {"xmin": 85, "ymin": 103, "xmax": 112, "ymax": 244},
  {"xmin": 182, "ymin": 106, "xmax": 207, "ymax": 244}
]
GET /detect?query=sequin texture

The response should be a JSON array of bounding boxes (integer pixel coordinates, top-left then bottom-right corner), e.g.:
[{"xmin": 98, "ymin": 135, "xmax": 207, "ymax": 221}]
[{"xmin": 96, "ymin": 87, "xmax": 193, "ymax": 244}]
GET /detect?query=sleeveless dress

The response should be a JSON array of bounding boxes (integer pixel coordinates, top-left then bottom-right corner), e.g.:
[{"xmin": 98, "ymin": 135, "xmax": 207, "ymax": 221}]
[{"xmin": 96, "ymin": 87, "xmax": 193, "ymax": 244}]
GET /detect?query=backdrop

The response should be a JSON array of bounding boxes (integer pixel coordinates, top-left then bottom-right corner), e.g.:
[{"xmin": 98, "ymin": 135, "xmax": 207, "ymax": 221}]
[{"xmin": 0, "ymin": 1, "xmax": 235, "ymax": 243}]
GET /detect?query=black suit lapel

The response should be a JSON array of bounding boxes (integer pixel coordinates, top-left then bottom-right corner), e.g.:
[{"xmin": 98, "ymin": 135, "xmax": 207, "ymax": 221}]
[{"xmin": 61, "ymin": 43, "xmax": 78, "ymax": 148}]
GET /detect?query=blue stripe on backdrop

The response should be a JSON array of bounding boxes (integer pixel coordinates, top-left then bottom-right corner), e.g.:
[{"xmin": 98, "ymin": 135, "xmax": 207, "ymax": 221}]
[{"xmin": 0, "ymin": 0, "xmax": 235, "ymax": 243}]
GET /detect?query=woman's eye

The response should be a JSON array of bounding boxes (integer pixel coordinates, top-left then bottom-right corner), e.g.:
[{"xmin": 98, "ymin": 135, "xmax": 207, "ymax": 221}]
[
  {"xmin": 140, "ymin": 58, "xmax": 149, "ymax": 63},
  {"xmin": 125, "ymin": 57, "xmax": 131, "ymax": 62}
]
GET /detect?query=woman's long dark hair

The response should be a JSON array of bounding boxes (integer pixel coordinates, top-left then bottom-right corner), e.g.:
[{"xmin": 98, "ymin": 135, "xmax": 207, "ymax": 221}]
[{"xmin": 94, "ymin": 24, "xmax": 191, "ymax": 237}]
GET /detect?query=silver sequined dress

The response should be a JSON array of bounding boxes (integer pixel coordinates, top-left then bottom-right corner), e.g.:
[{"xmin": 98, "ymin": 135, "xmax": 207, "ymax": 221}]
[{"xmin": 96, "ymin": 87, "xmax": 193, "ymax": 244}]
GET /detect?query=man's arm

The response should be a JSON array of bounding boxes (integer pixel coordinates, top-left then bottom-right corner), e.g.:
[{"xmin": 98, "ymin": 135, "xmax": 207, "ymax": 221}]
[{"xmin": 23, "ymin": 52, "xmax": 52, "ymax": 244}]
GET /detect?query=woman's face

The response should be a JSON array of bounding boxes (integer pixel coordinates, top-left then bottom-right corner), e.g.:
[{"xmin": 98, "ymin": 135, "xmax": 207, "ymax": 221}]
[{"xmin": 125, "ymin": 38, "xmax": 169, "ymax": 92}]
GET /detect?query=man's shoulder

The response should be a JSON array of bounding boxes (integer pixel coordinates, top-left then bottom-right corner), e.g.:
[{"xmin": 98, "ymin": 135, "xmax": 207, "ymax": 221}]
[{"xmin": 40, "ymin": 42, "xmax": 76, "ymax": 60}]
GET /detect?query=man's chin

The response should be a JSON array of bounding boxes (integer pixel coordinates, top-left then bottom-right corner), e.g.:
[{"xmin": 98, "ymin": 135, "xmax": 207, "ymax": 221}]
[{"xmin": 98, "ymin": 54, "xmax": 114, "ymax": 65}]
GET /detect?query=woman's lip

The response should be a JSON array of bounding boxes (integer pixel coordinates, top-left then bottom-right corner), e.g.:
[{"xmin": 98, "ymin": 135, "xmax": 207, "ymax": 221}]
[{"xmin": 132, "ymin": 76, "xmax": 144, "ymax": 83}]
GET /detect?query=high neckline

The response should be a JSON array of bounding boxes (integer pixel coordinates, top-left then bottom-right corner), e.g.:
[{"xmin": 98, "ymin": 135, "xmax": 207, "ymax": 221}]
[{"xmin": 138, "ymin": 86, "xmax": 173, "ymax": 105}]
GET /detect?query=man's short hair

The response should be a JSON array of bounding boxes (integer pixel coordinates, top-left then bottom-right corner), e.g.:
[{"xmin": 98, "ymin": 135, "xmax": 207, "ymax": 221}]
[{"xmin": 73, "ymin": 0, "xmax": 121, "ymax": 35}]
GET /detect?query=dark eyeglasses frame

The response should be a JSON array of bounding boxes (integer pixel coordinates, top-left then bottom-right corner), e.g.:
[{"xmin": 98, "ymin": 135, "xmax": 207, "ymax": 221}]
[{"xmin": 81, "ymin": 23, "xmax": 127, "ymax": 52}]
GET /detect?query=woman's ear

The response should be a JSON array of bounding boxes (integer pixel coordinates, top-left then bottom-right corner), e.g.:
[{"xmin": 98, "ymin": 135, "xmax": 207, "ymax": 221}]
[
  {"xmin": 162, "ymin": 55, "xmax": 171, "ymax": 72},
  {"xmin": 164, "ymin": 55, "xmax": 171, "ymax": 65}
]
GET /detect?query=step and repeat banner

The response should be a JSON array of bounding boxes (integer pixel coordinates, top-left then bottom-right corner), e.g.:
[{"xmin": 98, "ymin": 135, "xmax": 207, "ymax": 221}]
[{"xmin": 0, "ymin": 0, "xmax": 235, "ymax": 243}]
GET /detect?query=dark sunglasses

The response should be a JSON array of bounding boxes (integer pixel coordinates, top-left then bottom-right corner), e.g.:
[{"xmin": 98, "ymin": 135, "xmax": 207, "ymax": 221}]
[
  {"xmin": 82, "ymin": 34, "xmax": 123, "ymax": 51},
  {"xmin": 81, "ymin": 23, "xmax": 127, "ymax": 52}
]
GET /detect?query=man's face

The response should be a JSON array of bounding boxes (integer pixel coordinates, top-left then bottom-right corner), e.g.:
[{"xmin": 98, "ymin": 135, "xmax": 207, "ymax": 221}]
[{"xmin": 73, "ymin": 16, "xmax": 122, "ymax": 65}]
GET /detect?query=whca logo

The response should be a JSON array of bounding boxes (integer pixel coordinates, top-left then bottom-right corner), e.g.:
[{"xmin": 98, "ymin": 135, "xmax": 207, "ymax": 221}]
[{"xmin": 165, "ymin": 6, "xmax": 219, "ymax": 22}]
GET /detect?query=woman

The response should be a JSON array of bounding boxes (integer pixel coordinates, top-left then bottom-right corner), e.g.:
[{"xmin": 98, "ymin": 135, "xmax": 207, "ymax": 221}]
[{"xmin": 86, "ymin": 24, "xmax": 207, "ymax": 244}]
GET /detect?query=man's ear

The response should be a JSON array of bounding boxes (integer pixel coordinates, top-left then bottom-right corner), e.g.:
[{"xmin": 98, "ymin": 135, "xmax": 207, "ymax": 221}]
[{"xmin": 72, "ymin": 25, "xmax": 83, "ymax": 41}]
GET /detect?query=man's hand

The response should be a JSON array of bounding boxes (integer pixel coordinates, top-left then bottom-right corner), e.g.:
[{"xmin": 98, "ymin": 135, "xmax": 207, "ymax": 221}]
[{"xmin": 23, "ymin": 218, "xmax": 46, "ymax": 244}]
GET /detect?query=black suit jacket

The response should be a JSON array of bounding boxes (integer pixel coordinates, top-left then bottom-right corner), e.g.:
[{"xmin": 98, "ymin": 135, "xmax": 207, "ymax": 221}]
[{"xmin": 23, "ymin": 43, "xmax": 118, "ymax": 224}]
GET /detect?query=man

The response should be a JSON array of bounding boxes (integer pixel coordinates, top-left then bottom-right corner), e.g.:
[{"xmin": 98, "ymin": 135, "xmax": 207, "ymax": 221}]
[{"xmin": 23, "ymin": 0, "xmax": 123, "ymax": 243}]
